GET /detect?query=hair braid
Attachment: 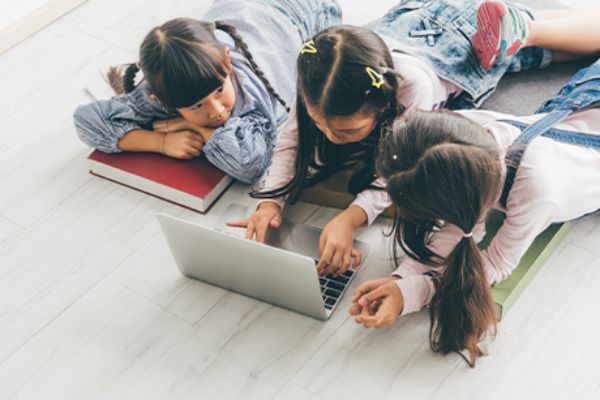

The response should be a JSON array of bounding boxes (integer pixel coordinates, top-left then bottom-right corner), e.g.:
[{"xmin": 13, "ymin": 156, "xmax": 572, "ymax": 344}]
[{"xmin": 214, "ymin": 20, "xmax": 290, "ymax": 112}]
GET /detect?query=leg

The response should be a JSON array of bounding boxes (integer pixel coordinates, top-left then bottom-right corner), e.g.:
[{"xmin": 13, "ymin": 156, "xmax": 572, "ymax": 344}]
[
  {"xmin": 534, "ymin": 9, "xmax": 575, "ymax": 21},
  {"xmin": 526, "ymin": 11, "xmax": 600, "ymax": 55}
]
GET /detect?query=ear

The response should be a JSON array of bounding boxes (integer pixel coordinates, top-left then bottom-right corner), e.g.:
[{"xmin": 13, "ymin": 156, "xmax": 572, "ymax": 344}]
[{"xmin": 224, "ymin": 47, "xmax": 232, "ymax": 72}]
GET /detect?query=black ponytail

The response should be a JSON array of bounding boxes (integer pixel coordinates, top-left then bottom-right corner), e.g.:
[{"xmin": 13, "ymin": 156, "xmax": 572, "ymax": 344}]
[
  {"xmin": 106, "ymin": 63, "xmax": 140, "ymax": 95},
  {"xmin": 214, "ymin": 20, "xmax": 290, "ymax": 112}
]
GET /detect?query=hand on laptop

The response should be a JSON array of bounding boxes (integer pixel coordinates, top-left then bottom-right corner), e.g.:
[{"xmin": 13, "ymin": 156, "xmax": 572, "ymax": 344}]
[
  {"xmin": 316, "ymin": 208, "xmax": 364, "ymax": 276},
  {"xmin": 349, "ymin": 277, "xmax": 403, "ymax": 328},
  {"xmin": 226, "ymin": 201, "xmax": 282, "ymax": 242}
]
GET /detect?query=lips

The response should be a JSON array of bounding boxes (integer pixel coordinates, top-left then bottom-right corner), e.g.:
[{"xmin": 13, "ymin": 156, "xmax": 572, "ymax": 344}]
[{"xmin": 212, "ymin": 110, "xmax": 231, "ymax": 126}]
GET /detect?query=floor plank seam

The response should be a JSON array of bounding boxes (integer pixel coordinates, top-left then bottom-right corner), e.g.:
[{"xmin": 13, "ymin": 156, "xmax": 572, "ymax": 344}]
[
  {"xmin": 75, "ymin": 26, "xmax": 136, "ymax": 56},
  {"xmin": 107, "ymin": 275, "xmax": 194, "ymax": 326},
  {"xmin": 0, "ymin": 272, "xmax": 110, "ymax": 365}
]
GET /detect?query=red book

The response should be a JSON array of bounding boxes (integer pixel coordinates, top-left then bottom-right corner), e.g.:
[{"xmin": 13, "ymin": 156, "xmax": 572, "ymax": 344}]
[{"xmin": 88, "ymin": 150, "xmax": 233, "ymax": 213}]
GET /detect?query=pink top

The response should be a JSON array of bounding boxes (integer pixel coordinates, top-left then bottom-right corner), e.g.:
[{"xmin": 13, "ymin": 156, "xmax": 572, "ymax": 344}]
[
  {"xmin": 394, "ymin": 108, "xmax": 600, "ymax": 315},
  {"xmin": 257, "ymin": 51, "xmax": 462, "ymax": 224}
]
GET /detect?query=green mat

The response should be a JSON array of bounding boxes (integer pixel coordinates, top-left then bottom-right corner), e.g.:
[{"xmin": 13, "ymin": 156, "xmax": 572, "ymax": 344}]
[{"xmin": 480, "ymin": 210, "xmax": 570, "ymax": 320}]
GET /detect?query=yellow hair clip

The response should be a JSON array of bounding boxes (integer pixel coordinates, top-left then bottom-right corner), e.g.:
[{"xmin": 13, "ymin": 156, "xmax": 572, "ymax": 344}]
[
  {"xmin": 366, "ymin": 66, "xmax": 385, "ymax": 89},
  {"xmin": 301, "ymin": 40, "xmax": 317, "ymax": 54}
]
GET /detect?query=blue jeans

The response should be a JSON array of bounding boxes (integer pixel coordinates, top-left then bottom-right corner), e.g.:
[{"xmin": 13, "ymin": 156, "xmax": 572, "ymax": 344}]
[
  {"xmin": 373, "ymin": 0, "xmax": 552, "ymax": 109},
  {"xmin": 259, "ymin": 0, "xmax": 343, "ymax": 41}
]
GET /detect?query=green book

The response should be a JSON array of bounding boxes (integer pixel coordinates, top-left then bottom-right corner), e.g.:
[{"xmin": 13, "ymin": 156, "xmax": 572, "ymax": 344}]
[{"xmin": 479, "ymin": 210, "xmax": 570, "ymax": 320}]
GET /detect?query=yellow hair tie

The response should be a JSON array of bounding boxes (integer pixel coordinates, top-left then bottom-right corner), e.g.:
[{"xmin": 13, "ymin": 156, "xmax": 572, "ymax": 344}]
[
  {"xmin": 301, "ymin": 40, "xmax": 317, "ymax": 54},
  {"xmin": 366, "ymin": 66, "xmax": 385, "ymax": 89}
]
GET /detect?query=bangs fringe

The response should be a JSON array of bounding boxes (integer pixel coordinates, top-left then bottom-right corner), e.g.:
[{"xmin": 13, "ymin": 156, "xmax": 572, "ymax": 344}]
[{"xmin": 151, "ymin": 42, "xmax": 228, "ymax": 109}]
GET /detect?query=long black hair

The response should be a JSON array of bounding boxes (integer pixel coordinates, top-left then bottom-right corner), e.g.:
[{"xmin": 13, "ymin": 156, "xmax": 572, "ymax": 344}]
[
  {"xmin": 252, "ymin": 25, "xmax": 407, "ymax": 203},
  {"xmin": 378, "ymin": 110, "xmax": 502, "ymax": 367},
  {"xmin": 107, "ymin": 18, "xmax": 289, "ymax": 111}
]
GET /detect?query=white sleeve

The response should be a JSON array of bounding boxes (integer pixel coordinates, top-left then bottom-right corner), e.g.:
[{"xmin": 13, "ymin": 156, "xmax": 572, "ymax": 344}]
[{"xmin": 255, "ymin": 106, "xmax": 299, "ymax": 210}]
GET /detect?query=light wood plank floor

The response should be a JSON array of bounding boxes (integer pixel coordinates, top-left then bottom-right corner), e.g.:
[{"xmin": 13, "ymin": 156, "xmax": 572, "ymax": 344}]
[{"xmin": 0, "ymin": 0, "xmax": 599, "ymax": 399}]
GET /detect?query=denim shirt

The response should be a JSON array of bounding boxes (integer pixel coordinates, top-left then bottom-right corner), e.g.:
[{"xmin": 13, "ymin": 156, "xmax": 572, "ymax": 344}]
[{"xmin": 74, "ymin": 0, "xmax": 342, "ymax": 184}]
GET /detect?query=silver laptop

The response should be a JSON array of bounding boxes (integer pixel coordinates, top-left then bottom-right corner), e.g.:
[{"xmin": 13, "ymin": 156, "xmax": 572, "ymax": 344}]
[{"xmin": 157, "ymin": 203, "xmax": 370, "ymax": 320}]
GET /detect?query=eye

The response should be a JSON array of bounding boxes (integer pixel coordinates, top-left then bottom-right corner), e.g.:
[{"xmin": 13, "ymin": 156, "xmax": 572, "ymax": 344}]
[
  {"xmin": 216, "ymin": 86, "xmax": 225, "ymax": 94},
  {"xmin": 190, "ymin": 103, "xmax": 203, "ymax": 110}
]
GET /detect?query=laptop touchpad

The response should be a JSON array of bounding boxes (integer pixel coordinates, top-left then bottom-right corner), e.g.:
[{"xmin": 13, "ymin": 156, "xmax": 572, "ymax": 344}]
[{"xmin": 215, "ymin": 204, "xmax": 323, "ymax": 260}]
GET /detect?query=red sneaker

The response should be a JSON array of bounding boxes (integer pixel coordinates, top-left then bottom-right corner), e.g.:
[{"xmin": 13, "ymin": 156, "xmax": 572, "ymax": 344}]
[{"xmin": 471, "ymin": 1, "xmax": 507, "ymax": 70}]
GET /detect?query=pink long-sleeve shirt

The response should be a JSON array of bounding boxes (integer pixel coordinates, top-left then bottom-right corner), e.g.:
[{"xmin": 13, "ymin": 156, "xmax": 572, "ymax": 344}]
[{"xmin": 394, "ymin": 108, "xmax": 600, "ymax": 315}]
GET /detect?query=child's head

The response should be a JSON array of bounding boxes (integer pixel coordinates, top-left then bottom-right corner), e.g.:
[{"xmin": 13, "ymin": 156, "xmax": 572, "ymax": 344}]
[
  {"xmin": 378, "ymin": 110, "xmax": 502, "ymax": 366},
  {"xmin": 253, "ymin": 25, "xmax": 405, "ymax": 203},
  {"xmin": 297, "ymin": 25, "xmax": 404, "ymax": 145},
  {"xmin": 107, "ymin": 18, "xmax": 288, "ymax": 128}
]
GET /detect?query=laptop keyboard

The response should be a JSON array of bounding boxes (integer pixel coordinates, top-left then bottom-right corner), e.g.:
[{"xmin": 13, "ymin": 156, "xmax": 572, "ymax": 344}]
[{"xmin": 320, "ymin": 269, "xmax": 354, "ymax": 310}]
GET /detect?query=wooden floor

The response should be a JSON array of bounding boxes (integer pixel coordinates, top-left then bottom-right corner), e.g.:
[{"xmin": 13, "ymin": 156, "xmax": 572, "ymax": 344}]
[{"xmin": 1, "ymin": 0, "xmax": 599, "ymax": 399}]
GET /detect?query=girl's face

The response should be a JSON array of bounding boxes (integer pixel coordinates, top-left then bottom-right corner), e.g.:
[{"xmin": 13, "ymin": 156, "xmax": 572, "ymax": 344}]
[
  {"xmin": 177, "ymin": 73, "xmax": 236, "ymax": 129},
  {"xmin": 306, "ymin": 104, "xmax": 378, "ymax": 145}
]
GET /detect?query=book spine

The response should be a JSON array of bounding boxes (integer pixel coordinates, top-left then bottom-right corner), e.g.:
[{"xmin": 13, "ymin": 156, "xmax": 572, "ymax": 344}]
[{"xmin": 89, "ymin": 160, "xmax": 207, "ymax": 212}]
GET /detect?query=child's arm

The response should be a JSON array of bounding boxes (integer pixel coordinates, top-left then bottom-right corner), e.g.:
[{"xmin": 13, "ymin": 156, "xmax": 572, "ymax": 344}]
[
  {"xmin": 202, "ymin": 110, "xmax": 278, "ymax": 184},
  {"xmin": 350, "ymin": 179, "xmax": 392, "ymax": 226},
  {"xmin": 227, "ymin": 109, "xmax": 298, "ymax": 242},
  {"xmin": 315, "ymin": 182, "xmax": 391, "ymax": 275},
  {"xmin": 254, "ymin": 106, "xmax": 299, "ymax": 210},
  {"xmin": 73, "ymin": 83, "xmax": 174, "ymax": 154},
  {"xmin": 117, "ymin": 128, "xmax": 205, "ymax": 160}
]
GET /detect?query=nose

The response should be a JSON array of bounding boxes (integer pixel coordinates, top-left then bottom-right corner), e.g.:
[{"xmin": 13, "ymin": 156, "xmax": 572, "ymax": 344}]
[
  {"xmin": 206, "ymin": 98, "xmax": 226, "ymax": 120},
  {"xmin": 321, "ymin": 128, "xmax": 343, "ymax": 144}
]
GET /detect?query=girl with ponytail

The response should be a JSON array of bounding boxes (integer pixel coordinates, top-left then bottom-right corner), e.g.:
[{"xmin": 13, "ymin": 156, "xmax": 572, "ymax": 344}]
[
  {"xmin": 350, "ymin": 71, "xmax": 600, "ymax": 365},
  {"xmin": 233, "ymin": 0, "xmax": 600, "ymax": 278},
  {"xmin": 74, "ymin": 0, "xmax": 342, "ymax": 184}
]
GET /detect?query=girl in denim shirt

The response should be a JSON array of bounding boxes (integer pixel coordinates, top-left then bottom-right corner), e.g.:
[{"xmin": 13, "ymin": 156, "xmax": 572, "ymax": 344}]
[
  {"xmin": 73, "ymin": 0, "xmax": 341, "ymax": 184},
  {"xmin": 236, "ymin": 0, "xmax": 600, "ymax": 274}
]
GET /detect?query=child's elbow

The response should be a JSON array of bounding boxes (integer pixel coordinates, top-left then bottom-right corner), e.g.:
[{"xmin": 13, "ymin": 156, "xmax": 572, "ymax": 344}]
[
  {"xmin": 234, "ymin": 164, "xmax": 265, "ymax": 184},
  {"xmin": 231, "ymin": 157, "xmax": 268, "ymax": 184},
  {"xmin": 73, "ymin": 103, "xmax": 116, "ymax": 153},
  {"xmin": 73, "ymin": 104, "xmax": 96, "ymax": 143}
]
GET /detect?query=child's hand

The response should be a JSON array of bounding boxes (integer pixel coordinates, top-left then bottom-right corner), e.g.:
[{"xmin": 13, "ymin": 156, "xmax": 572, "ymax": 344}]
[
  {"xmin": 153, "ymin": 117, "xmax": 214, "ymax": 143},
  {"xmin": 316, "ymin": 213, "xmax": 362, "ymax": 276},
  {"xmin": 162, "ymin": 130, "xmax": 205, "ymax": 159},
  {"xmin": 226, "ymin": 202, "xmax": 282, "ymax": 242},
  {"xmin": 349, "ymin": 278, "xmax": 403, "ymax": 328},
  {"xmin": 349, "ymin": 277, "xmax": 394, "ymax": 316}
]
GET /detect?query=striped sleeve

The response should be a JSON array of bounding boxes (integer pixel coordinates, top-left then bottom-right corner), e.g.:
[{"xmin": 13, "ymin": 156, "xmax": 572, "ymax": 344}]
[
  {"xmin": 203, "ymin": 110, "xmax": 276, "ymax": 184},
  {"xmin": 73, "ymin": 84, "xmax": 172, "ymax": 153}
]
